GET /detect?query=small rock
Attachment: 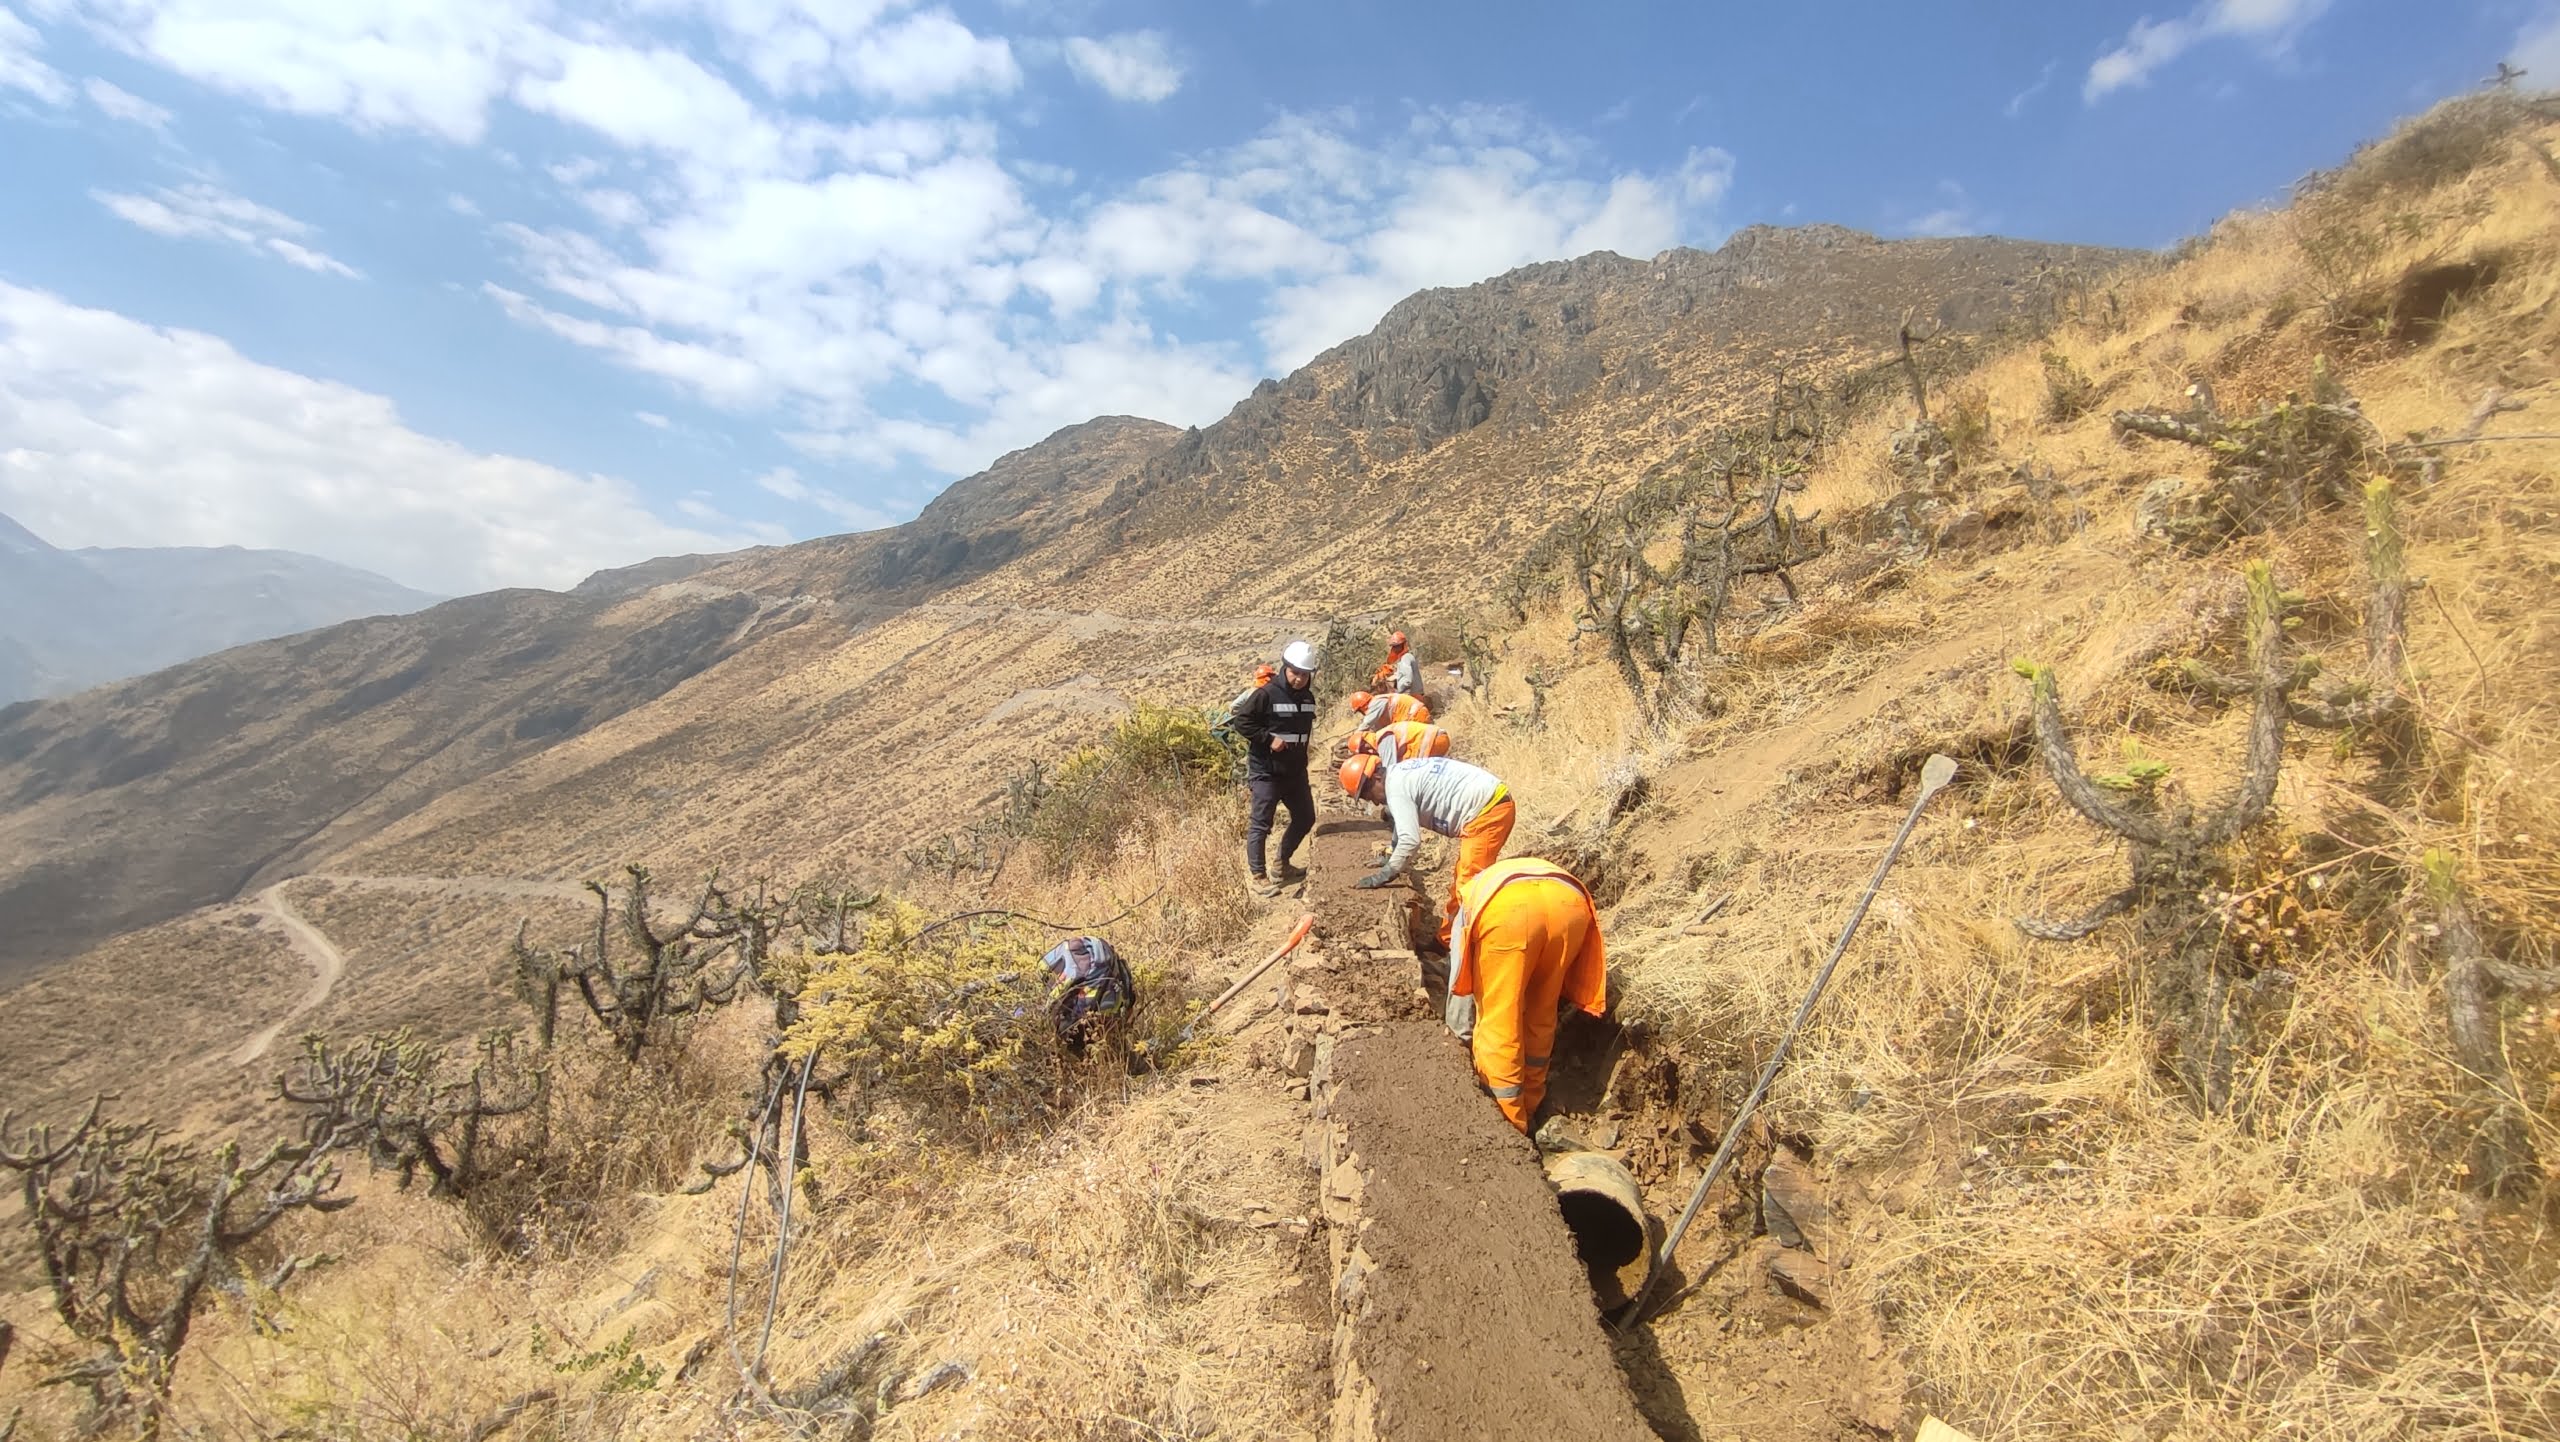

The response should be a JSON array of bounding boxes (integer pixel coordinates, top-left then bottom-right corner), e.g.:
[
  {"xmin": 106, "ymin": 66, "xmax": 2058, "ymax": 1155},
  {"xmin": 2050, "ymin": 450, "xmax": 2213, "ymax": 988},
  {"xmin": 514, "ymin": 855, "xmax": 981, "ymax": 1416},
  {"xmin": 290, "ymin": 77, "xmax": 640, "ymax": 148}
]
[
  {"xmin": 896, "ymin": 1360, "xmax": 972, "ymax": 1403},
  {"xmin": 1933, "ymin": 507, "xmax": 1988, "ymax": 550},
  {"xmin": 1768, "ymin": 1249, "xmax": 1833, "ymax": 1308},
  {"xmin": 1760, "ymin": 1148, "xmax": 1830, "ymax": 1256}
]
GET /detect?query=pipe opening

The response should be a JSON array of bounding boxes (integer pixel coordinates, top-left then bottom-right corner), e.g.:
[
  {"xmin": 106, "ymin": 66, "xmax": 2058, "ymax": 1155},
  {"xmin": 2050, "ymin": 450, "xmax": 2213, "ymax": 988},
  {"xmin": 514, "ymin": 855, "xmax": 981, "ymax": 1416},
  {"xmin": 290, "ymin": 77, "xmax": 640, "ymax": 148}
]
[
  {"xmin": 1559, "ymin": 1190, "xmax": 1648, "ymax": 1311},
  {"xmin": 1546, "ymin": 1150, "xmax": 1654, "ymax": 1313}
]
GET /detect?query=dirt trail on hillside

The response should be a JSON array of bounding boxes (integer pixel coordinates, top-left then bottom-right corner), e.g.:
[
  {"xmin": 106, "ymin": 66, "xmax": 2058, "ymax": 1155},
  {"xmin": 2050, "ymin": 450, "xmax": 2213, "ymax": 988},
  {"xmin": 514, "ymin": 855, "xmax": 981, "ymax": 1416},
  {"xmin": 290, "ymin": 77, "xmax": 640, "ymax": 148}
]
[
  {"xmin": 223, "ymin": 872, "xmax": 599, "ymax": 1066},
  {"xmin": 229, "ymin": 883, "xmax": 347, "ymax": 1066}
]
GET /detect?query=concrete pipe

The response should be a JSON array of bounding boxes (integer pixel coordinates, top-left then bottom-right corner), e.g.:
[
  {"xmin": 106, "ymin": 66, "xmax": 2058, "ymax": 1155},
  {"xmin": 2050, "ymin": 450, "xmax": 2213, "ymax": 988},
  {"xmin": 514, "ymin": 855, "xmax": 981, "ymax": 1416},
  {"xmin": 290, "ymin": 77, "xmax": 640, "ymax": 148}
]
[{"xmin": 1544, "ymin": 1148, "xmax": 1655, "ymax": 1312}]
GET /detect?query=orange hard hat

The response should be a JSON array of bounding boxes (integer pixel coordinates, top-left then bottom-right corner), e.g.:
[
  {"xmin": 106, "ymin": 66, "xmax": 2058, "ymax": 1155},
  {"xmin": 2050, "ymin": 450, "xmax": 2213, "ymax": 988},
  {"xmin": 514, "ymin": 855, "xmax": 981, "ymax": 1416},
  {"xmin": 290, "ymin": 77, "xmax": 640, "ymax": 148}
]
[
  {"xmin": 1339, "ymin": 754, "xmax": 1380, "ymax": 796},
  {"xmin": 1254, "ymin": 663, "xmax": 1274, "ymax": 684},
  {"xmin": 1344, "ymin": 691, "xmax": 1374, "ymax": 714},
  {"xmin": 1349, "ymin": 730, "xmax": 1378, "ymax": 754},
  {"xmin": 1388, "ymin": 631, "xmax": 1408, "ymax": 650}
]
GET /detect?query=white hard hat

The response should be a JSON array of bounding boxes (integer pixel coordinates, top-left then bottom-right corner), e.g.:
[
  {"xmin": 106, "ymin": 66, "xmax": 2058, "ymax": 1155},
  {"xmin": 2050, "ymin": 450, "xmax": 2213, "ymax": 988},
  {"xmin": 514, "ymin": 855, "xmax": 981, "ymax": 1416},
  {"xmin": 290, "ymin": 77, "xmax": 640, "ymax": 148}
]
[{"xmin": 1282, "ymin": 640, "xmax": 1319, "ymax": 672}]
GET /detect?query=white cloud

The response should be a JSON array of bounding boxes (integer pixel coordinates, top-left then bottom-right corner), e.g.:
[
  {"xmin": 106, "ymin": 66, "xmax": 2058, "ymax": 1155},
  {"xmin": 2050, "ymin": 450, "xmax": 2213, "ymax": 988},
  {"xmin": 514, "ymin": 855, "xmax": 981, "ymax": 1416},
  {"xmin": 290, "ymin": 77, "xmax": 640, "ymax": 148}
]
[
  {"xmin": 35, "ymin": 3, "xmax": 1741, "ymax": 495},
  {"xmin": 843, "ymin": 9, "xmax": 1018, "ymax": 104},
  {"xmin": 82, "ymin": 76, "xmax": 169, "ymax": 126},
  {"xmin": 92, "ymin": 182, "xmax": 362, "ymax": 276},
  {"xmin": 2004, "ymin": 60, "xmax": 2054, "ymax": 119},
  {"xmin": 0, "ymin": 283, "xmax": 746, "ymax": 592},
  {"xmin": 482, "ymin": 99, "xmax": 1732, "ymax": 474},
  {"xmin": 52, "ymin": 0, "xmax": 541, "ymax": 142},
  {"xmin": 514, "ymin": 40, "xmax": 784, "ymax": 176},
  {"xmin": 2085, "ymin": 0, "xmax": 2330, "ymax": 103},
  {"xmin": 754, "ymin": 464, "xmax": 894, "ymax": 529},
  {"xmin": 635, "ymin": 409, "xmax": 672, "ymax": 429},
  {"xmin": 0, "ymin": 4, "xmax": 70, "ymax": 103},
  {"xmin": 2513, "ymin": 4, "xmax": 2560, "ymax": 83},
  {"xmin": 1063, "ymin": 30, "xmax": 1180, "ymax": 102},
  {"xmin": 1235, "ymin": 130, "xmax": 1735, "ymax": 371},
  {"xmin": 1900, "ymin": 181, "xmax": 1989, "ymax": 238}
]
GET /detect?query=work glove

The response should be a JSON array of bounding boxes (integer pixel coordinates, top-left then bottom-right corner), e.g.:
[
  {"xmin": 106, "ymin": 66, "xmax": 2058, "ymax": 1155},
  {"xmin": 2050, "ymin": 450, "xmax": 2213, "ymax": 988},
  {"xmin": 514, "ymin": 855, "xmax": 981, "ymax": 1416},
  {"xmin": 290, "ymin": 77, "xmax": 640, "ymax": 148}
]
[{"xmin": 1353, "ymin": 870, "xmax": 1395, "ymax": 890}]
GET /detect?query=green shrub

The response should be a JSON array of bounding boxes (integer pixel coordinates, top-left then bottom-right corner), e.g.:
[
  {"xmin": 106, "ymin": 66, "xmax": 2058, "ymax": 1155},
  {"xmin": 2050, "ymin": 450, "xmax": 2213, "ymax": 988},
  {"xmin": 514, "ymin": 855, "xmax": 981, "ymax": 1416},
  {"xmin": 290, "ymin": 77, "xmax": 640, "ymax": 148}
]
[{"xmin": 1015, "ymin": 704, "xmax": 1236, "ymax": 874}]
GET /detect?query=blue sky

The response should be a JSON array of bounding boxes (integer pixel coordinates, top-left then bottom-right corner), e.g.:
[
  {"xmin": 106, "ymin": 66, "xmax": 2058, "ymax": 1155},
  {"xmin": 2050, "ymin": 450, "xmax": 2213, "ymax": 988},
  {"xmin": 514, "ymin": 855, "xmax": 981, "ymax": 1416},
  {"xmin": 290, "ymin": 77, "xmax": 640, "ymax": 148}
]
[{"xmin": 1, "ymin": 0, "xmax": 2552, "ymax": 594}]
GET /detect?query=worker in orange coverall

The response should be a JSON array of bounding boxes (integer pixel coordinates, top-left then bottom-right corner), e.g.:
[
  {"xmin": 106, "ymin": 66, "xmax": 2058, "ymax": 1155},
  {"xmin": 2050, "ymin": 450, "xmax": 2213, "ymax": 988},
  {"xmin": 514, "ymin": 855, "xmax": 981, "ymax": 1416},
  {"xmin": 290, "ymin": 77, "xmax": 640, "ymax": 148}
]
[
  {"xmin": 1344, "ymin": 689, "xmax": 1431, "ymax": 731},
  {"xmin": 1348, "ymin": 718, "xmax": 1452, "ymax": 766},
  {"xmin": 1340, "ymin": 752, "xmax": 1514, "ymax": 946},
  {"xmin": 1443, "ymin": 858, "xmax": 1609, "ymax": 1132},
  {"xmin": 1371, "ymin": 630, "xmax": 1423, "ymax": 695}
]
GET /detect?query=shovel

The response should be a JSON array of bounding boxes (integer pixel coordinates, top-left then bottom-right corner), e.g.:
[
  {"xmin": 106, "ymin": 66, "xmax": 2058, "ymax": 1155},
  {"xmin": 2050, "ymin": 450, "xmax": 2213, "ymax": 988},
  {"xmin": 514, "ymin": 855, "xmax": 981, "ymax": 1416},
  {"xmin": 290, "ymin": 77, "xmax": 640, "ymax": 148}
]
[{"xmin": 1616, "ymin": 753, "xmax": 1959, "ymax": 1327}]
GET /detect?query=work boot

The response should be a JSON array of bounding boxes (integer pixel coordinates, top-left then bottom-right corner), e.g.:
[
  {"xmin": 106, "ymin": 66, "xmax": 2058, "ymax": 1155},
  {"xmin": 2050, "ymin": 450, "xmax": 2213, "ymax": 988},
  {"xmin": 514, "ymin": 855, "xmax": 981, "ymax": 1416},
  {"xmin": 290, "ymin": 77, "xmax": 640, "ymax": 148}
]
[
  {"xmin": 1274, "ymin": 860, "xmax": 1307, "ymax": 884},
  {"xmin": 1246, "ymin": 870, "xmax": 1281, "ymax": 899}
]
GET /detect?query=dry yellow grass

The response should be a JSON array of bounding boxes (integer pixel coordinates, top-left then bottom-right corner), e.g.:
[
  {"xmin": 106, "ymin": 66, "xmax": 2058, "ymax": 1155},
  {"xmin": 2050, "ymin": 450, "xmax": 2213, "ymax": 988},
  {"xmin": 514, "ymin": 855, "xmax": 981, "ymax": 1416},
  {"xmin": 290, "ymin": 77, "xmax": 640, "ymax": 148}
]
[{"xmin": 1502, "ymin": 95, "xmax": 2560, "ymax": 1441}]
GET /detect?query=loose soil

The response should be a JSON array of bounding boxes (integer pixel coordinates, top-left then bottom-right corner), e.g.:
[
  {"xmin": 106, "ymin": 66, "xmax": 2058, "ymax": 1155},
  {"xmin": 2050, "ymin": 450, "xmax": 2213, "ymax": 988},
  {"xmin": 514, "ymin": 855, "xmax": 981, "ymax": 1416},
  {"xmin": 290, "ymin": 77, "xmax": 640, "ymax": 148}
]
[
  {"xmin": 1299, "ymin": 810, "xmax": 1654, "ymax": 1440},
  {"xmin": 1329, "ymin": 1024, "xmax": 1655, "ymax": 1441}
]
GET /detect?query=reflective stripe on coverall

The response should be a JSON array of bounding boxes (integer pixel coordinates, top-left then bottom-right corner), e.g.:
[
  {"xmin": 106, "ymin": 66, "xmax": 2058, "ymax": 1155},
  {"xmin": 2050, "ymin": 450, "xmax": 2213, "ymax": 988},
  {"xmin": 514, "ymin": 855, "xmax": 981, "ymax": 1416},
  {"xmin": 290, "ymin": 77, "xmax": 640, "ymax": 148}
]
[
  {"xmin": 1360, "ymin": 720, "xmax": 1451, "ymax": 767},
  {"xmin": 1447, "ymin": 859, "xmax": 1608, "ymax": 1132},
  {"xmin": 1359, "ymin": 692, "xmax": 1432, "ymax": 730}
]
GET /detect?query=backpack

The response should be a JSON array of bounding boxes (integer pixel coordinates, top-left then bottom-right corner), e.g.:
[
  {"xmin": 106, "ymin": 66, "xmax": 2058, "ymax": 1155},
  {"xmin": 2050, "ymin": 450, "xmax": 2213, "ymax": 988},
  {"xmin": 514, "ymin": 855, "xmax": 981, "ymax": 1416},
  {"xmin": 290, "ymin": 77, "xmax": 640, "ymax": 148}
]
[{"xmin": 1040, "ymin": 936, "xmax": 1138, "ymax": 1051}]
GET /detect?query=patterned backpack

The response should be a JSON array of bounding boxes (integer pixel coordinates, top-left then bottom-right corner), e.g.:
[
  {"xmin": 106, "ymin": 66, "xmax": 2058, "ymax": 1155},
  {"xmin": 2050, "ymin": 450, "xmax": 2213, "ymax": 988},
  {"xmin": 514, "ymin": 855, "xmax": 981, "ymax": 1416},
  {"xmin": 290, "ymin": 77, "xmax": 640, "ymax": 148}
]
[{"xmin": 1040, "ymin": 936, "xmax": 1138, "ymax": 1050}]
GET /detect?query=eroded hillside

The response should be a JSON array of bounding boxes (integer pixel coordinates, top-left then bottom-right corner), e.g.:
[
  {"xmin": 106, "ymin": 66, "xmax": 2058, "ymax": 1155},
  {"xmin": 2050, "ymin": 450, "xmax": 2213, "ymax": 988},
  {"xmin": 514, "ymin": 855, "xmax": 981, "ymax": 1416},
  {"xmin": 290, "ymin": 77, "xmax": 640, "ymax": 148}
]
[{"xmin": 0, "ymin": 228, "xmax": 2113, "ymax": 980}]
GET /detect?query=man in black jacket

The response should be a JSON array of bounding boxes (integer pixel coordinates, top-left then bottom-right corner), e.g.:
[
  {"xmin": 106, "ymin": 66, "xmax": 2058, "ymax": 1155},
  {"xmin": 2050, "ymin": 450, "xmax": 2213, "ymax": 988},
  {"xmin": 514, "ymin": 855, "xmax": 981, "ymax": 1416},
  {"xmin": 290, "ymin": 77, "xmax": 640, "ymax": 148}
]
[{"xmin": 1230, "ymin": 639, "xmax": 1320, "ymax": 897}]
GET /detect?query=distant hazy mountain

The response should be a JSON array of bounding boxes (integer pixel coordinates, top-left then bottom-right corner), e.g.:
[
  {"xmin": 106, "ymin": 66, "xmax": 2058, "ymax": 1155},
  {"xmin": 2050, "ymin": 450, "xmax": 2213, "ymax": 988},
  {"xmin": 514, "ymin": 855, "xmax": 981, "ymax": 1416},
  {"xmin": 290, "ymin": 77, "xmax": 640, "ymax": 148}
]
[{"xmin": 0, "ymin": 511, "xmax": 442, "ymax": 705}]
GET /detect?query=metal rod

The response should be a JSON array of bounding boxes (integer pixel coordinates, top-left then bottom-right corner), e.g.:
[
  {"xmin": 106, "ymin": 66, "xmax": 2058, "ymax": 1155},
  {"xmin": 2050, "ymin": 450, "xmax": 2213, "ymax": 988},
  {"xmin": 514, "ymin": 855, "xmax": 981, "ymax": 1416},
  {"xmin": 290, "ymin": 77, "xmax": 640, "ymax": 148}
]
[{"xmin": 1617, "ymin": 753, "xmax": 1958, "ymax": 1328}]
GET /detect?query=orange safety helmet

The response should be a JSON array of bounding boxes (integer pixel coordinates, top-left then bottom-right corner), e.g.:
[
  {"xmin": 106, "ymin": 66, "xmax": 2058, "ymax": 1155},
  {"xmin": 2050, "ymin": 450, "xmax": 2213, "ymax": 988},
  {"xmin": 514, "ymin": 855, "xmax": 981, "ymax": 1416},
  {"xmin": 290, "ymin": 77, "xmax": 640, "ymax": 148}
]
[
  {"xmin": 1344, "ymin": 690, "xmax": 1374, "ymax": 715},
  {"xmin": 1348, "ymin": 729, "xmax": 1377, "ymax": 755},
  {"xmin": 1253, "ymin": 663, "xmax": 1274, "ymax": 685},
  {"xmin": 1339, "ymin": 754, "xmax": 1381, "ymax": 797},
  {"xmin": 1387, "ymin": 630, "xmax": 1408, "ymax": 651}
]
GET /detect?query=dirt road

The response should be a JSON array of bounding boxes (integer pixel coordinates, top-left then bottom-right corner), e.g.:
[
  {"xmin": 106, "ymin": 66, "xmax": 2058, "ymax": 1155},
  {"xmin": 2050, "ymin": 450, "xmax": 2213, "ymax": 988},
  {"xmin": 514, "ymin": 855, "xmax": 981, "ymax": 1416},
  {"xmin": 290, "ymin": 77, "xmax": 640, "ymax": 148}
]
[
  {"xmin": 229, "ymin": 882, "xmax": 346, "ymax": 1066},
  {"xmin": 225, "ymin": 872, "xmax": 601, "ymax": 1065}
]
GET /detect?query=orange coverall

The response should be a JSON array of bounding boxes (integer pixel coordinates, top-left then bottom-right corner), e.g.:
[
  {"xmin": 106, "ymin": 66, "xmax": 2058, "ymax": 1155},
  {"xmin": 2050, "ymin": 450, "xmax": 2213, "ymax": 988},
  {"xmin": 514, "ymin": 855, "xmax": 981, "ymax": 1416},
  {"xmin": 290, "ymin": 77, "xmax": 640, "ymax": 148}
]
[
  {"xmin": 1448, "ymin": 858, "xmax": 1609, "ymax": 1132},
  {"xmin": 1353, "ymin": 720, "xmax": 1452, "ymax": 765},
  {"xmin": 1358, "ymin": 692, "xmax": 1433, "ymax": 729},
  {"xmin": 1442, "ymin": 794, "xmax": 1515, "ymax": 946}
]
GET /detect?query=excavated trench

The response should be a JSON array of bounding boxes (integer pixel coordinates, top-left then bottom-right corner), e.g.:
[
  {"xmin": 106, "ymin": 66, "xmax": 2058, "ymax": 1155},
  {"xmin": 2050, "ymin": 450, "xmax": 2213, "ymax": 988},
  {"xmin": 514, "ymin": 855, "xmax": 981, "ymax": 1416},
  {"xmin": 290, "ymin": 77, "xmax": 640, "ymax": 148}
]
[{"xmin": 1272, "ymin": 814, "xmax": 1656, "ymax": 1440}]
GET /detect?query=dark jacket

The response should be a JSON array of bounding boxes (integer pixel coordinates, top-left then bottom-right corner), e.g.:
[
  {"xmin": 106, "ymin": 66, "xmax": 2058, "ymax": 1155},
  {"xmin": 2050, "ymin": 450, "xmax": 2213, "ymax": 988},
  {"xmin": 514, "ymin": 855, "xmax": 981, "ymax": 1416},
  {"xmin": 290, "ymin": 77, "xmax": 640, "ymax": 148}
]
[{"xmin": 1228, "ymin": 673, "xmax": 1317, "ymax": 777}]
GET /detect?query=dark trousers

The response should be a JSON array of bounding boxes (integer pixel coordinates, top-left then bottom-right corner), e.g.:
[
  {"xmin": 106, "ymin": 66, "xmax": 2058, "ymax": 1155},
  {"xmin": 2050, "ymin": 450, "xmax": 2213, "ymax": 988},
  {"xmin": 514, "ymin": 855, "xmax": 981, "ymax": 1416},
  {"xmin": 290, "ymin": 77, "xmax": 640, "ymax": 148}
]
[{"xmin": 1246, "ymin": 767, "xmax": 1315, "ymax": 876}]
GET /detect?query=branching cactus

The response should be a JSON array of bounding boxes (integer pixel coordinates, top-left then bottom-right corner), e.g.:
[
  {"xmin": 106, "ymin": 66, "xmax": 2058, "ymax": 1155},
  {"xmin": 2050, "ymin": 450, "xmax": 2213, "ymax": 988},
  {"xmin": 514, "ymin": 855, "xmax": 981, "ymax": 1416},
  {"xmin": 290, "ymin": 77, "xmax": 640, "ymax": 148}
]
[
  {"xmin": 1566, "ymin": 377, "xmax": 1829, "ymax": 723},
  {"xmin": 0, "ymin": 1103, "xmax": 354, "ymax": 1428},
  {"xmin": 280, "ymin": 1028, "xmax": 546, "ymax": 1197},
  {"xmin": 2421, "ymin": 850, "xmax": 2558, "ymax": 1192},
  {"xmin": 512, "ymin": 865, "xmax": 768, "ymax": 1059},
  {"xmin": 2014, "ymin": 561, "xmax": 2297, "ymax": 1110}
]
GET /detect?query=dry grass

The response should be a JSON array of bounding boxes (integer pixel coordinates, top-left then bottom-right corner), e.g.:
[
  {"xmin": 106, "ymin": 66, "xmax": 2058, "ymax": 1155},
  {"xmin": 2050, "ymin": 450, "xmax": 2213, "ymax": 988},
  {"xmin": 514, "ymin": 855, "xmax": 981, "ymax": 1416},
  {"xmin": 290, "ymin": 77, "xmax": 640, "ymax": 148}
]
[{"xmin": 1548, "ymin": 99, "xmax": 2560, "ymax": 1441}]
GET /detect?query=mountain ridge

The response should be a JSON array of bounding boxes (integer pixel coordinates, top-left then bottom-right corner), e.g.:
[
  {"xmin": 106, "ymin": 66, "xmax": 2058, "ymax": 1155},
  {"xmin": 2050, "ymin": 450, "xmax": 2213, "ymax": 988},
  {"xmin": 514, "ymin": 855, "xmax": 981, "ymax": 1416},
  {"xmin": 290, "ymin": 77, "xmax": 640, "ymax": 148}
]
[
  {"xmin": 0, "ymin": 225, "xmax": 2131, "ymax": 979},
  {"xmin": 0, "ymin": 514, "xmax": 444, "ymax": 706}
]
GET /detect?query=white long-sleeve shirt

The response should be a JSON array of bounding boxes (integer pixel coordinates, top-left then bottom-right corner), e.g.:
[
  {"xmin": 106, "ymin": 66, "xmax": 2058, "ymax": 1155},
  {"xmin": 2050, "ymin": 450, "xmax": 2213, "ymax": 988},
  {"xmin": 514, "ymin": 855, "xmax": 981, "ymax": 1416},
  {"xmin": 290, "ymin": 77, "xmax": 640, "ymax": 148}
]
[
  {"xmin": 1377, "ymin": 757, "xmax": 1507, "ymax": 877},
  {"xmin": 1389, "ymin": 651, "xmax": 1422, "ymax": 695}
]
